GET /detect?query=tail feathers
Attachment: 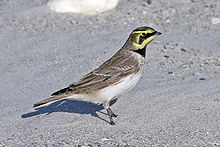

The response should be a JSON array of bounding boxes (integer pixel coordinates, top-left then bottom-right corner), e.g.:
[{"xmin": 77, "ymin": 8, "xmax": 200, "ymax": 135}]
[
  {"xmin": 33, "ymin": 95, "xmax": 66, "ymax": 107},
  {"xmin": 51, "ymin": 87, "xmax": 72, "ymax": 96}
]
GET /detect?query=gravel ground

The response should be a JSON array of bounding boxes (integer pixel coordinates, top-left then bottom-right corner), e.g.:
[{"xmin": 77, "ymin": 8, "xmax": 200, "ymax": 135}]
[{"xmin": 0, "ymin": 0, "xmax": 220, "ymax": 146}]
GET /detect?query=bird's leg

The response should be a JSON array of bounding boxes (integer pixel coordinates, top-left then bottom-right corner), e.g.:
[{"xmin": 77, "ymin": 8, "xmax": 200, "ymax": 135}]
[
  {"xmin": 106, "ymin": 108, "xmax": 115, "ymax": 125},
  {"xmin": 108, "ymin": 108, "xmax": 118, "ymax": 118},
  {"xmin": 104, "ymin": 101, "xmax": 117, "ymax": 125}
]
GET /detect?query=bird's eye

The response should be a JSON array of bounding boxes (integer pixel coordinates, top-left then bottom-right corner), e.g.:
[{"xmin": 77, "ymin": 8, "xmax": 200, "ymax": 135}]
[{"xmin": 142, "ymin": 33, "xmax": 146, "ymax": 36}]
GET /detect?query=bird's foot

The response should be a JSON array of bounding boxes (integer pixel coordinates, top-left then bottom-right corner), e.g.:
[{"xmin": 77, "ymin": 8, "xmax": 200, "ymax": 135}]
[
  {"xmin": 108, "ymin": 108, "xmax": 118, "ymax": 118},
  {"xmin": 106, "ymin": 108, "xmax": 117, "ymax": 125},
  {"xmin": 109, "ymin": 120, "xmax": 115, "ymax": 125}
]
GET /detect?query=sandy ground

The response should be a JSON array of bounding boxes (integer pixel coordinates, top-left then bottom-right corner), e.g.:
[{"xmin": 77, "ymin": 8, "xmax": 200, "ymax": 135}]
[{"xmin": 0, "ymin": 0, "xmax": 220, "ymax": 146}]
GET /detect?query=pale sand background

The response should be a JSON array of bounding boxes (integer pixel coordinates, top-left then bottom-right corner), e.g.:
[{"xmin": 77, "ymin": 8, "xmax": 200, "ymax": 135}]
[{"xmin": 0, "ymin": 0, "xmax": 220, "ymax": 146}]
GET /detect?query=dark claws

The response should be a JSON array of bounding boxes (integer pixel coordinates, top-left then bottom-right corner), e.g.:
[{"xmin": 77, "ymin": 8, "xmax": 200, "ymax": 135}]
[
  {"xmin": 108, "ymin": 108, "xmax": 118, "ymax": 118},
  {"xmin": 109, "ymin": 120, "xmax": 115, "ymax": 125},
  {"xmin": 106, "ymin": 108, "xmax": 117, "ymax": 125}
]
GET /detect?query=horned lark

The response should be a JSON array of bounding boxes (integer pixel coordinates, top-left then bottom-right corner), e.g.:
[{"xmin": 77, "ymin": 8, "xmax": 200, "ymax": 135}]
[{"xmin": 34, "ymin": 26, "xmax": 161, "ymax": 125}]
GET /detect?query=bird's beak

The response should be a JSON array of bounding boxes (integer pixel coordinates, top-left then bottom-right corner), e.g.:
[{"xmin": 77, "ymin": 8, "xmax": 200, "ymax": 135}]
[{"xmin": 156, "ymin": 31, "xmax": 162, "ymax": 35}]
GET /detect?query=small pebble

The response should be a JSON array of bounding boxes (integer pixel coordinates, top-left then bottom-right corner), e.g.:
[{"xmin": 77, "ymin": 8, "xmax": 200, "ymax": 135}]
[
  {"xmin": 146, "ymin": 0, "xmax": 152, "ymax": 5},
  {"xmin": 166, "ymin": 19, "xmax": 170, "ymax": 23},
  {"xmin": 214, "ymin": 99, "xmax": 220, "ymax": 103},
  {"xmin": 71, "ymin": 20, "xmax": 76, "ymax": 24},
  {"xmin": 168, "ymin": 71, "xmax": 174, "ymax": 75},
  {"xmin": 211, "ymin": 18, "xmax": 220, "ymax": 25},
  {"xmin": 180, "ymin": 48, "xmax": 187, "ymax": 52},
  {"xmin": 163, "ymin": 43, "xmax": 169, "ymax": 49},
  {"xmin": 155, "ymin": 40, "xmax": 161, "ymax": 44},
  {"xmin": 199, "ymin": 78, "xmax": 206, "ymax": 80},
  {"xmin": 100, "ymin": 138, "xmax": 112, "ymax": 141},
  {"xmin": 193, "ymin": 72, "xmax": 200, "ymax": 76},
  {"xmin": 163, "ymin": 55, "xmax": 169, "ymax": 59},
  {"xmin": 142, "ymin": 11, "xmax": 147, "ymax": 14}
]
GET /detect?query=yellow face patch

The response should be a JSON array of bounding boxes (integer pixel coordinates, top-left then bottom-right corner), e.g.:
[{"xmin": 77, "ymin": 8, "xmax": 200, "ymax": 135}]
[
  {"xmin": 132, "ymin": 35, "xmax": 155, "ymax": 49},
  {"xmin": 131, "ymin": 29, "xmax": 155, "ymax": 35},
  {"xmin": 131, "ymin": 29, "xmax": 156, "ymax": 50}
]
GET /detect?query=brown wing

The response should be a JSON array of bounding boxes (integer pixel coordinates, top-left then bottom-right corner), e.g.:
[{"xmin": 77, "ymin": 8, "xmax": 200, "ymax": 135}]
[{"xmin": 52, "ymin": 51, "xmax": 140, "ymax": 96}]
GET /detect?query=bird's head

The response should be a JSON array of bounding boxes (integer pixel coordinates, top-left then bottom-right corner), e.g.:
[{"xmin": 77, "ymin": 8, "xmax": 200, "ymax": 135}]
[{"xmin": 129, "ymin": 26, "xmax": 161, "ymax": 50}]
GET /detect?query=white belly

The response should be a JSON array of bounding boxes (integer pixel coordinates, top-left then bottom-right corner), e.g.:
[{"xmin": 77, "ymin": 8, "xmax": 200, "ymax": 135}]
[
  {"xmin": 95, "ymin": 72, "xmax": 142, "ymax": 102},
  {"xmin": 66, "ymin": 72, "xmax": 142, "ymax": 104}
]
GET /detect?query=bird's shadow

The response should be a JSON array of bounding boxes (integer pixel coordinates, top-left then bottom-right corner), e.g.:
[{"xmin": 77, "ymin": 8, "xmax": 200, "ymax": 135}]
[{"xmin": 21, "ymin": 99, "xmax": 117, "ymax": 124}]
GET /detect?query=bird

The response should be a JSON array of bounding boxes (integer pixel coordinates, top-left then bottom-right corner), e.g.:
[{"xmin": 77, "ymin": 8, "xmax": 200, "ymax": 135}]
[{"xmin": 34, "ymin": 26, "xmax": 161, "ymax": 125}]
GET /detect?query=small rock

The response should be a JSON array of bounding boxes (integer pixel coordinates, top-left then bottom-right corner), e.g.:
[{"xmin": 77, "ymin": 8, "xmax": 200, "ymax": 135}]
[
  {"xmin": 81, "ymin": 141, "xmax": 92, "ymax": 147},
  {"xmin": 146, "ymin": 0, "xmax": 152, "ymax": 5},
  {"xmin": 142, "ymin": 11, "xmax": 147, "ymax": 14},
  {"xmin": 193, "ymin": 72, "xmax": 200, "ymax": 76},
  {"xmin": 168, "ymin": 71, "xmax": 174, "ymax": 75},
  {"xmin": 214, "ymin": 99, "xmax": 220, "ymax": 103},
  {"xmin": 163, "ymin": 55, "xmax": 169, "ymax": 59},
  {"xmin": 0, "ymin": 143, "xmax": 6, "ymax": 147},
  {"xmin": 155, "ymin": 40, "xmax": 161, "ymax": 44},
  {"xmin": 180, "ymin": 48, "xmax": 187, "ymax": 52},
  {"xmin": 194, "ymin": 53, "xmax": 200, "ymax": 56},
  {"xmin": 163, "ymin": 43, "xmax": 169, "ymax": 49},
  {"xmin": 199, "ymin": 78, "xmax": 206, "ymax": 80},
  {"xmin": 215, "ymin": 63, "xmax": 220, "ymax": 66},
  {"xmin": 71, "ymin": 20, "xmax": 76, "ymax": 24},
  {"xmin": 100, "ymin": 138, "xmax": 112, "ymax": 141},
  {"xmin": 211, "ymin": 18, "xmax": 220, "ymax": 25},
  {"xmin": 166, "ymin": 19, "xmax": 170, "ymax": 23}
]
